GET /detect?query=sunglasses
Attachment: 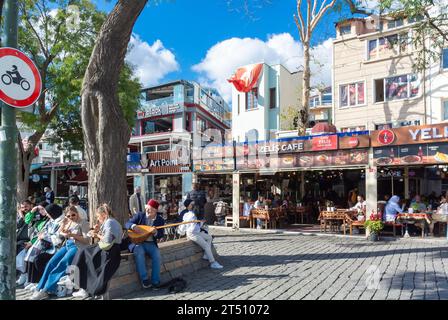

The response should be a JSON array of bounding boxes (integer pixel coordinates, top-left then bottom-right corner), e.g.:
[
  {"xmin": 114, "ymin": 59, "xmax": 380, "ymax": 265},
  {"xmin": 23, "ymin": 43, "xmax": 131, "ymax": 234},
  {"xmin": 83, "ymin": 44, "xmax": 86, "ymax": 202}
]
[{"xmin": 66, "ymin": 214, "xmax": 77, "ymax": 218}]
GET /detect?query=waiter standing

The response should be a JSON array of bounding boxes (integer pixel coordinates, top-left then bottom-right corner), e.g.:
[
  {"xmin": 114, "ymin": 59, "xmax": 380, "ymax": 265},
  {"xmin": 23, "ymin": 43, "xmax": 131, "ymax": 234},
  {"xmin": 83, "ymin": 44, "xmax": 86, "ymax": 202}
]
[{"xmin": 129, "ymin": 186, "xmax": 145, "ymax": 214}]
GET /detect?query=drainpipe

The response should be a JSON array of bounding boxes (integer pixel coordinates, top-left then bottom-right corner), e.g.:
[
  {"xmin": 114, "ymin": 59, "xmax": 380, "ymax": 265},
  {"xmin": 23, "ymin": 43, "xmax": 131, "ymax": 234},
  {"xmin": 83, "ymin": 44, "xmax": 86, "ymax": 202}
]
[
  {"xmin": 422, "ymin": 31, "xmax": 428, "ymax": 125},
  {"xmin": 331, "ymin": 40, "xmax": 335, "ymax": 127}
]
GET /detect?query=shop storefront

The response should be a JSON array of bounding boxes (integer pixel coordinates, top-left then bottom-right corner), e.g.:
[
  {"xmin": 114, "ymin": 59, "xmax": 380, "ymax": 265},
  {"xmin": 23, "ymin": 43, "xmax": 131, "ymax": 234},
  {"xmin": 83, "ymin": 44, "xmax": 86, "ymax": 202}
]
[
  {"xmin": 371, "ymin": 123, "xmax": 448, "ymax": 201},
  {"xmin": 127, "ymin": 150, "xmax": 193, "ymax": 212},
  {"xmin": 192, "ymin": 143, "xmax": 233, "ymax": 202},
  {"xmin": 193, "ymin": 131, "xmax": 371, "ymax": 226}
]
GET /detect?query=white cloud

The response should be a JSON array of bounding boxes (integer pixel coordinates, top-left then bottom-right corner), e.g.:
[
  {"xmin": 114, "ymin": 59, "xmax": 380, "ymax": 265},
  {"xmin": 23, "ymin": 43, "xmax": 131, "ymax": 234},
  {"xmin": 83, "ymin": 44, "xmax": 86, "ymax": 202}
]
[
  {"xmin": 192, "ymin": 33, "xmax": 333, "ymax": 103},
  {"xmin": 126, "ymin": 34, "xmax": 179, "ymax": 87}
]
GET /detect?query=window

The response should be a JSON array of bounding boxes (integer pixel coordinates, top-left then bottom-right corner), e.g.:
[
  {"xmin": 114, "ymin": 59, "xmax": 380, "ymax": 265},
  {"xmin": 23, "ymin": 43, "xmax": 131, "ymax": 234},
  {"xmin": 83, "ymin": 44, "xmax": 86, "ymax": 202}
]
[
  {"xmin": 444, "ymin": 101, "xmax": 448, "ymax": 121},
  {"xmin": 141, "ymin": 116, "xmax": 173, "ymax": 135},
  {"xmin": 341, "ymin": 126, "xmax": 366, "ymax": 133},
  {"xmin": 374, "ymin": 74, "xmax": 420, "ymax": 102},
  {"xmin": 339, "ymin": 25, "xmax": 351, "ymax": 36},
  {"xmin": 408, "ymin": 15, "xmax": 423, "ymax": 24},
  {"xmin": 443, "ymin": 48, "xmax": 448, "ymax": 69},
  {"xmin": 185, "ymin": 113, "xmax": 190, "ymax": 131},
  {"xmin": 196, "ymin": 117, "xmax": 206, "ymax": 133},
  {"xmin": 157, "ymin": 144, "xmax": 170, "ymax": 151},
  {"xmin": 143, "ymin": 146, "xmax": 156, "ymax": 153},
  {"xmin": 309, "ymin": 96, "xmax": 320, "ymax": 108},
  {"xmin": 387, "ymin": 18, "xmax": 403, "ymax": 29},
  {"xmin": 339, "ymin": 81, "xmax": 365, "ymax": 107},
  {"xmin": 246, "ymin": 88, "xmax": 258, "ymax": 110},
  {"xmin": 368, "ymin": 33, "xmax": 409, "ymax": 60},
  {"xmin": 269, "ymin": 88, "xmax": 276, "ymax": 109}
]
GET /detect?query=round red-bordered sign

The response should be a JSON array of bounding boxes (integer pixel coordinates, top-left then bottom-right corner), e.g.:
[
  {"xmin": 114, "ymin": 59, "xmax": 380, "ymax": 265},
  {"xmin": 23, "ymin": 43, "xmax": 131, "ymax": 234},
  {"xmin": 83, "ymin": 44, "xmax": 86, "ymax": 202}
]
[
  {"xmin": 348, "ymin": 137, "xmax": 359, "ymax": 147},
  {"xmin": 0, "ymin": 47, "xmax": 42, "ymax": 108},
  {"xmin": 377, "ymin": 129, "xmax": 396, "ymax": 145}
]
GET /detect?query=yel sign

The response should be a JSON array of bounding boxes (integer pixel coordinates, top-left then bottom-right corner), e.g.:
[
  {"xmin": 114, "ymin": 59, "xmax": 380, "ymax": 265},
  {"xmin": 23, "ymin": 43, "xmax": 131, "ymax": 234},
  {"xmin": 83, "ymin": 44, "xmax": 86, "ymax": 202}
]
[{"xmin": 0, "ymin": 47, "xmax": 42, "ymax": 108}]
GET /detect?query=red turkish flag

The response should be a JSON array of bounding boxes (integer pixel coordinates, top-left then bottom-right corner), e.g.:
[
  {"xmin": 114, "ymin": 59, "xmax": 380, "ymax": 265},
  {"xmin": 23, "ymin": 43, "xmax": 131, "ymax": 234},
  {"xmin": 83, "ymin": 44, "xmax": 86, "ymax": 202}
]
[{"xmin": 227, "ymin": 63, "xmax": 263, "ymax": 93}]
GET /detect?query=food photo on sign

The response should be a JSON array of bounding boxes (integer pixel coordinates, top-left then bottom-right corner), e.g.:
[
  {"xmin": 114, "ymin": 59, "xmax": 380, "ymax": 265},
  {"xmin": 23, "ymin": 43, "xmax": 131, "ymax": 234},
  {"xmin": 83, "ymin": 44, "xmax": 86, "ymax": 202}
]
[
  {"xmin": 428, "ymin": 144, "xmax": 448, "ymax": 163},
  {"xmin": 398, "ymin": 145, "xmax": 425, "ymax": 164},
  {"xmin": 373, "ymin": 147, "xmax": 399, "ymax": 166}
]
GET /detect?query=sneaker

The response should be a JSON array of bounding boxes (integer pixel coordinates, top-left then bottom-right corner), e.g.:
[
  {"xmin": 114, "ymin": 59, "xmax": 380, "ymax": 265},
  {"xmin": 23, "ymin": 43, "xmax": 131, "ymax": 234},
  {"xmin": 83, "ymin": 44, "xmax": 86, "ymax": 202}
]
[
  {"xmin": 142, "ymin": 279, "xmax": 152, "ymax": 289},
  {"xmin": 72, "ymin": 289, "xmax": 89, "ymax": 299},
  {"xmin": 16, "ymin": 273, "xmax": 27, "ymax": 286},
  {"xmin": 151, "ymin": 283, "xmax": 161, "ymax": 291},
  {"xmin": 210, "ymin": 261, "xmax": 223, "ymax": 269},
  {"xmin": 24, "ymin": 283, "xmax": 37, "ymax": 291},
  {"xmin": 30, "ymin": 290, "xmax": 49, "ymax": 300}
]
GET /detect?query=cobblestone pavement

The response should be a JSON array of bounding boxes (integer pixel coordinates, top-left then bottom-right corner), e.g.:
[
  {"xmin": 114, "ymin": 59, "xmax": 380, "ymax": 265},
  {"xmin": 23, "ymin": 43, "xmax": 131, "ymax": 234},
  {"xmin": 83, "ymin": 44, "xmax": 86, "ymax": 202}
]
[{"xmin": 121, "ymin": 229, "xmax": 448, "ymax": 300}]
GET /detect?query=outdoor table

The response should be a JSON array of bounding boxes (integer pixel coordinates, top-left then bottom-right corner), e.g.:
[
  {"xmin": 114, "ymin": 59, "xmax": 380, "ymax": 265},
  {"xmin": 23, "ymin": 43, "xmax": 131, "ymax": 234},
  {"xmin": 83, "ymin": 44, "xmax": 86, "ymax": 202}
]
[
  {"xmin": 294, "ymin": 206, "xmax": 311, "ymax": 224},
  {"xmin": 319, "ymin": 211, "xmax": 351, "ymax": 235},
  {"xmin": 396, "ymin": 212, "xmax": 432, "ymax": 238}
]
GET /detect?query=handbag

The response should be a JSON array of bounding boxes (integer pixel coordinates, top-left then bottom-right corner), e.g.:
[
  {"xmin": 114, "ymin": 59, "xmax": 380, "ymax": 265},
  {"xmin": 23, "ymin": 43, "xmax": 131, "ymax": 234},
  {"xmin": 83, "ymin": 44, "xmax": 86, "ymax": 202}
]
[{"xmin": 16, "ymin": 248, "xmax": 27, "ymax": 273}]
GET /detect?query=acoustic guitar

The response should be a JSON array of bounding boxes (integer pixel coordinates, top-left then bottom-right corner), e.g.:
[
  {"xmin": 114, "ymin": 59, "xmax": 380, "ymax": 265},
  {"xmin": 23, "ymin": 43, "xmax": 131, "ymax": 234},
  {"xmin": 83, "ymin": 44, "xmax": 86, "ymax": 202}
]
[{"xmin": 127, "ymin": 220, "xmax": 203, "ymax": 244}]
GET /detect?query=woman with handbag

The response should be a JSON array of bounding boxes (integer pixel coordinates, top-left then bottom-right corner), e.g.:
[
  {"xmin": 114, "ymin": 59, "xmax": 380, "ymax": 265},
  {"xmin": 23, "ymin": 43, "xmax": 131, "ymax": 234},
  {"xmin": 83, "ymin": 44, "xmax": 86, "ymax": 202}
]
[
  {"xmin": 70, "ymin": 204, "xmax": 122, "ymax": 299},
  {"xmin": 30, "ymin": 206, "xmax": 90, "ymax": 299}
]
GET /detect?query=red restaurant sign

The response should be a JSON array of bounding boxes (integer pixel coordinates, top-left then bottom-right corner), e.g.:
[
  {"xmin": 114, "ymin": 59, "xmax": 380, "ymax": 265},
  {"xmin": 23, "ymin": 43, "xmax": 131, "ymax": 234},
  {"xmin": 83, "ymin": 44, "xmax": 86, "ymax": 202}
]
[{"xmin": 311, "ymin": 135, "xmax": 338, "ymax": 151}]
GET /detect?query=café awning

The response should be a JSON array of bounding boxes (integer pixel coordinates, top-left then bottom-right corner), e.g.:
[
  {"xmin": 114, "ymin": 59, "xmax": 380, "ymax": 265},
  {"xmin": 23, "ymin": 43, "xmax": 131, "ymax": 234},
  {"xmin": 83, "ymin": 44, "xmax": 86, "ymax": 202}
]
[{"xmin": 66, "ymin": 170, "xmax": 88, "ymax": 185}]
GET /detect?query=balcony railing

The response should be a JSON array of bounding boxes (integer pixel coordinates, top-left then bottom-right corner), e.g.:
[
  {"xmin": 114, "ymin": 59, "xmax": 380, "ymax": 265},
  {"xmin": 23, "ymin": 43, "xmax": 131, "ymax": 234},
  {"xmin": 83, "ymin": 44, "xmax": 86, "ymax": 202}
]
[{"xmin": 142, "ymin": 96, "xmax": 175, "ymax": 108}]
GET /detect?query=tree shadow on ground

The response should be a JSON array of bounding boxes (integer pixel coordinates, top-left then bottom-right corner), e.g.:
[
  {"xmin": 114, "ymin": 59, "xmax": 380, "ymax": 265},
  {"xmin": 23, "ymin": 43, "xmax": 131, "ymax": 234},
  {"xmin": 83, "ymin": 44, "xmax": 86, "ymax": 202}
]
[{"xmin": 384, "ymin": 271, "xmax": 448, "ymax": 300}]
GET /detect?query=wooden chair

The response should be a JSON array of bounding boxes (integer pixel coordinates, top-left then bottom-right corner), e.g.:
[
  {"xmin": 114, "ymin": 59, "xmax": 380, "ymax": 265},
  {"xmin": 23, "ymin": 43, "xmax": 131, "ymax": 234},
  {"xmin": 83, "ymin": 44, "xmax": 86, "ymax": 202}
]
[
  {"xmin": 251, "ymin": 209, "xmax": 272, "ymax": 229},
  {"xmin": 380, "ymin": 221, "xmax": 403, "ymax": 237}
]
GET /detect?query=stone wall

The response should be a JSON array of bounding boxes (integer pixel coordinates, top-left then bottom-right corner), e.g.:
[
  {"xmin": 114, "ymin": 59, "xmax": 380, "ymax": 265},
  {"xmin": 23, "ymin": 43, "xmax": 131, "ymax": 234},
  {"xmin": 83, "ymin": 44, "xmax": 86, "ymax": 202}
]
[{"xmin": 108, "ymin": 239, "xmax": 217, "ymax": 299}]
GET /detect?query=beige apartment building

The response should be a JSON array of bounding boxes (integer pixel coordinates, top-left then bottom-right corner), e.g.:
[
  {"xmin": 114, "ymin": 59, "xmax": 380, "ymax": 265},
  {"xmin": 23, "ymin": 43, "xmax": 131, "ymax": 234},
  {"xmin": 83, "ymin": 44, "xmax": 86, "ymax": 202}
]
[{"xmin": 333, "ymin": 14, "xmax": 448, "ymax": 131}]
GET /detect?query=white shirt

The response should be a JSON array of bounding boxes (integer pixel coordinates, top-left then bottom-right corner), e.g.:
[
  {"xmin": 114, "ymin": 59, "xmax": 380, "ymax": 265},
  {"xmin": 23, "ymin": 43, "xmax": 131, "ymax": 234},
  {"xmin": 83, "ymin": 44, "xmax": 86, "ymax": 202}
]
[
  {"xmin": 254, "ymin": 200, "xmax": 264, "ymax": 209},
  {"xmin": 182, "ymin": 211, "xmax": 201, "ymax": 235},
  {"xmin": 350, "ymin": 201, "xmax": 366, "ymax": 211}
]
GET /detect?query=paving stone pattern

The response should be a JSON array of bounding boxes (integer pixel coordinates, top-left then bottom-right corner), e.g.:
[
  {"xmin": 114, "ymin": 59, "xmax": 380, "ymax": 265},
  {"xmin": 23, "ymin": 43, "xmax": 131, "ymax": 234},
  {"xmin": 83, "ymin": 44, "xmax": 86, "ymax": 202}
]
[
  {"xmin": 122, "ymin": 230, "xmax": 448, "ymax": 300},
  {"xmin": 17, "ymin": 229, "xmax": 448, "ymax": 300}
]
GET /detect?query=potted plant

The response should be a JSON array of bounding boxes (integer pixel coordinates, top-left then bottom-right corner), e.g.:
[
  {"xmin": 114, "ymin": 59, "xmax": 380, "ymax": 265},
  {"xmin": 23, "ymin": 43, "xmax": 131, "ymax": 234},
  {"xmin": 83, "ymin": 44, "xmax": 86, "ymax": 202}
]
[{"xmin": 364, "ymin": 212, "xmax": 384, "ymax": 241}]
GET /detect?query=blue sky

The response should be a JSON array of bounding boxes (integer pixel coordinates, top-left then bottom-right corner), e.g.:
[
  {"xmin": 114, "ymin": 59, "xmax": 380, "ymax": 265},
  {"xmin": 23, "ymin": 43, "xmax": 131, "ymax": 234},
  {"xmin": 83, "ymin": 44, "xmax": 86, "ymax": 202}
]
[{"xmin": 94, "ymin": 0, "xmax": 355, "ymax": 101}]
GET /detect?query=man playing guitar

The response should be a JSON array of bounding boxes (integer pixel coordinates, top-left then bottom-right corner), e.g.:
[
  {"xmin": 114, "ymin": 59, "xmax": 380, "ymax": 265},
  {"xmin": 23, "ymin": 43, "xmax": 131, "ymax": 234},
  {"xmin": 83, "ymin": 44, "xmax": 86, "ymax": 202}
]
[{"xmin": 125, "ymin": 199, "xmax": 165, "ymax": 289}]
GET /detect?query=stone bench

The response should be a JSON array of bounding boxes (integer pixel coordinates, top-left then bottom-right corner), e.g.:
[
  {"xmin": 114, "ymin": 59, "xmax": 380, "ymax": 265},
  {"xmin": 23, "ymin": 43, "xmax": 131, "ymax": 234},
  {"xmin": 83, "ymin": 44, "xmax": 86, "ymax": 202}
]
[{"xmin": 107, "ymin": 238, "xmax": 218, "ymax": 299}]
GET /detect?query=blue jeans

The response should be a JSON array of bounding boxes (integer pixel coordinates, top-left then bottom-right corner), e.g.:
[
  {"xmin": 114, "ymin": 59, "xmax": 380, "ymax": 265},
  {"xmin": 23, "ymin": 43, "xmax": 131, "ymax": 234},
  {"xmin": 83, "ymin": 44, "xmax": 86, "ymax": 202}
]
[
  {"xmin": 37, "ymin": 240, "xmax": 78, "ymax": 294},
  {"xmin": 133, "ymin": 241, "xmax": 161, "ymax": 285}
]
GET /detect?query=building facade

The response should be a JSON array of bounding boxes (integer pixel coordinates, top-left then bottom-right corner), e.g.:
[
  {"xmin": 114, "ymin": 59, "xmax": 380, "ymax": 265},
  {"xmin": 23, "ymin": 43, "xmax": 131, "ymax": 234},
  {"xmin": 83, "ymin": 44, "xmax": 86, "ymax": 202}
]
[
  {"xmin": 332, "ymin": 14, "xmax": 448, "ymax": 132},
  {"xmin": 230, "ymin": 63, "xmax": 302, "ymax": 143},
  {"xmin": 127, "ymin": 80, "xmax": 231, "ymax": 207},
  {"xmin": 309, "ymin": 86, "xmax": 332, "ymax": 124}
]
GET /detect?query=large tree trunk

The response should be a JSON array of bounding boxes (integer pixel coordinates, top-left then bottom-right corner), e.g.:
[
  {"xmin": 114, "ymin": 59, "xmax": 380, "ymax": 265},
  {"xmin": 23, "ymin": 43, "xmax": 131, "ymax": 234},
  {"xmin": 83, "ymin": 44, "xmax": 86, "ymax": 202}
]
[
  {"xmin": 17, "ymin": 132, "xmax": 43, "ymax": 201},
  {"xmin": 298, "ymin": 40, "xmax": 311, "ymax": 135},
  {"xmin": 17, "ymin": 150, "xmax": 33, "ymax": 202},
  {"xmin": 81, "ymin": 0, "xmax": 147, "ymax": 225}
]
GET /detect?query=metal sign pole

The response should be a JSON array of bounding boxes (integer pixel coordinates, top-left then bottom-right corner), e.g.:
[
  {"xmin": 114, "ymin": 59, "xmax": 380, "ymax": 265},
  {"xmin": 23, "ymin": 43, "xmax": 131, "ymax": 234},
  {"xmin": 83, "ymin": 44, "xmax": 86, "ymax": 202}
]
[{"xmin": 0, "ymin": 0, "xmax": 19, "ymax": 300}]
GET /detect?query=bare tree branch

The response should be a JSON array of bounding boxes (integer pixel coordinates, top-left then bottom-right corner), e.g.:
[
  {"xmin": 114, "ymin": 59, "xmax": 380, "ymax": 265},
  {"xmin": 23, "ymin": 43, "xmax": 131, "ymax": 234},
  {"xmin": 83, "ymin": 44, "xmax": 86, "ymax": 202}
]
[
  {"xmin": 310, "ymin": 0, "xmax": 337, "ymax": 32},
  {"xmin": 20, "ymin": 2, "xmax": 49, "ymax": 59},
  {"xmin": 312, "ymin": 0, "xmax": 318, "ymax": 19},
  {"xmin": 423, "ymin": 11, "xmax": 448, "ymax": 42}
]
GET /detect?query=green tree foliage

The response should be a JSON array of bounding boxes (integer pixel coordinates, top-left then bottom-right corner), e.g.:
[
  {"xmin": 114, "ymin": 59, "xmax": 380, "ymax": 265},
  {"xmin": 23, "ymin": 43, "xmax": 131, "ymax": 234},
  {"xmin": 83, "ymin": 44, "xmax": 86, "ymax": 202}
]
[
  {"xmin": 380, "ymin": 0, "xmax": 448, "ymax": 72},
  {"xmin": 18, "ymin": 0, "xmax": 141, "ymax": 155},
  {"xmin": 15, "ymin": 0, "xmax": 141, "ymax": 198}
]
